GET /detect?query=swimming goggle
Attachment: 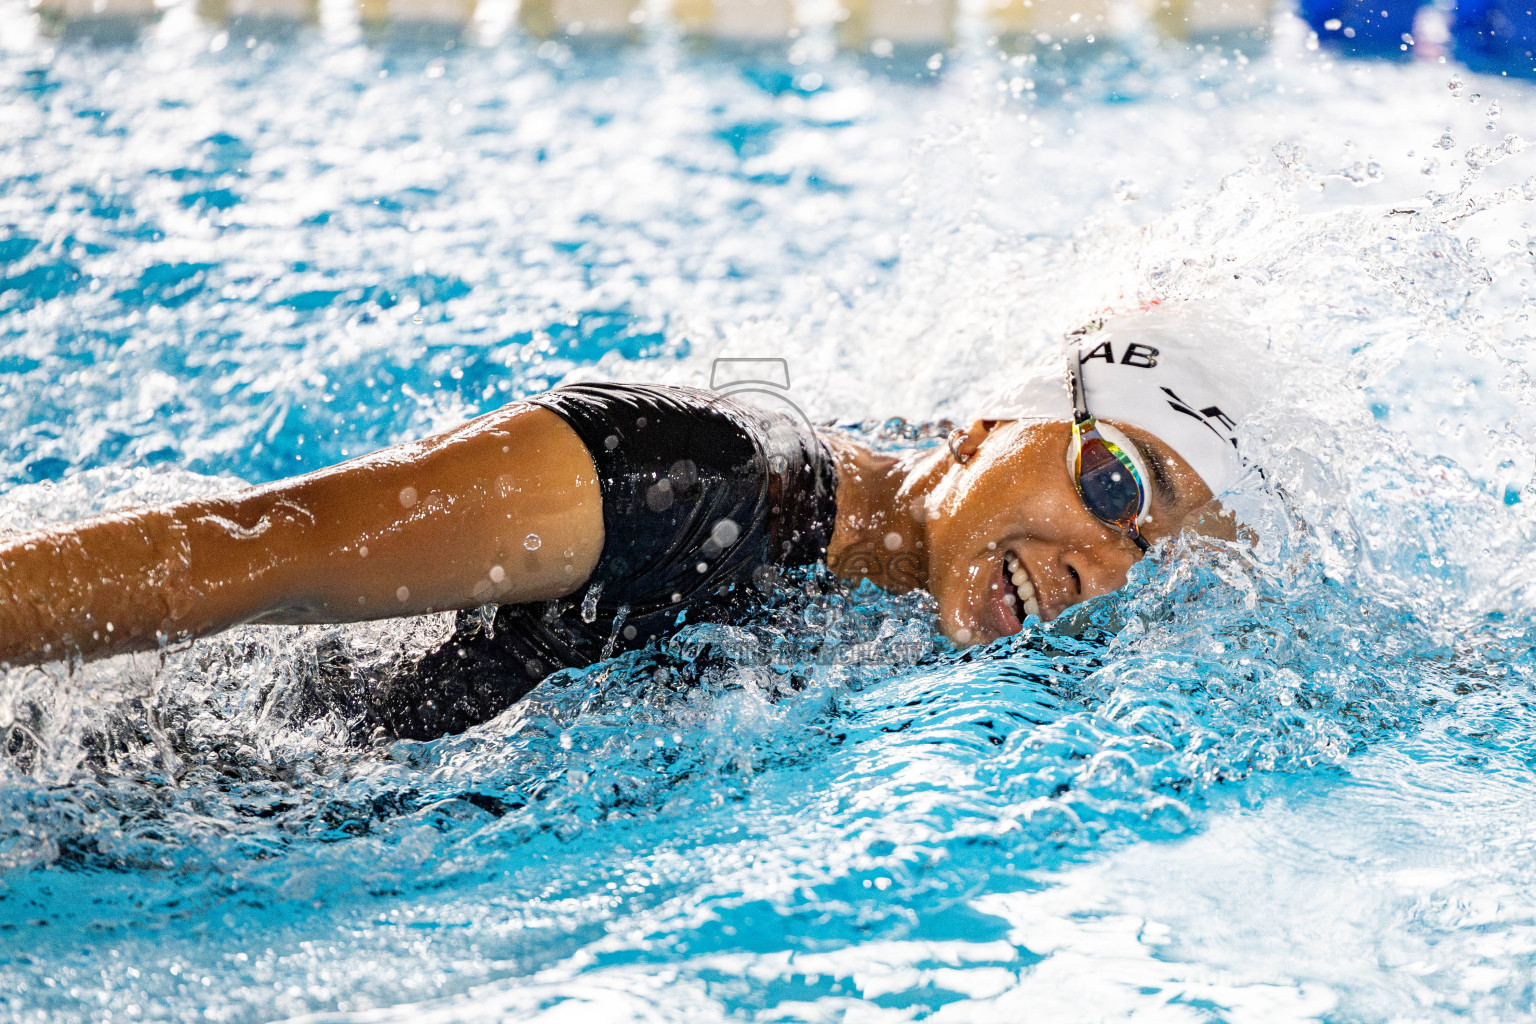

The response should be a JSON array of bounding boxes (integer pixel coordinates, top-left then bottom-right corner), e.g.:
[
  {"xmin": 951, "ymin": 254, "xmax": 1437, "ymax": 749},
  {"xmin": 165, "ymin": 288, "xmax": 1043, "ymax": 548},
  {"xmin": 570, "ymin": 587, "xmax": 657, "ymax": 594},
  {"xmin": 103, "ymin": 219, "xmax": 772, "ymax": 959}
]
[{"xmin": 1068, "ymin": 353, "xmax": 1151, "ymax": 553}]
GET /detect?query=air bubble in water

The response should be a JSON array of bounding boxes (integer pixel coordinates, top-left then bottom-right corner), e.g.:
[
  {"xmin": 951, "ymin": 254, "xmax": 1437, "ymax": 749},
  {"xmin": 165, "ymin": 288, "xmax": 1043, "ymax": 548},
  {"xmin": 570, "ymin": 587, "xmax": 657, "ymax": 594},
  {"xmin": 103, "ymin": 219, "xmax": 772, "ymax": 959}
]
[{"xmin": 524, "ymin": 533, "xmax": 541, "ymax": 551}]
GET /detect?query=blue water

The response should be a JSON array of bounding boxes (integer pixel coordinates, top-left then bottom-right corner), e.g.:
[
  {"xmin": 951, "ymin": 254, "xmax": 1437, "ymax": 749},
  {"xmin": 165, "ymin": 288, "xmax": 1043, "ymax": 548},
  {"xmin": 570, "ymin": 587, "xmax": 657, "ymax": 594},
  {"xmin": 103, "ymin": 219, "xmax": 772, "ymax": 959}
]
[{"xmin": 7, "ymin": 6, "xmax": 1536, "ymax": 1021}]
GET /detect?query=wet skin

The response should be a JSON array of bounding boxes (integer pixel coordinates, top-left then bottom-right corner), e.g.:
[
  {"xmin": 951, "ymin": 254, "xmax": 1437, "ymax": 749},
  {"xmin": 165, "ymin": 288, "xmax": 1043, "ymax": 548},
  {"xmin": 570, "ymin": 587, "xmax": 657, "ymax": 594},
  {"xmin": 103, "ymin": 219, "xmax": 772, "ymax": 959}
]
[
  {"xmin": 0, "ymin": 403, "xmax": 1219, "ymax": 667},
  {"xmin": 824, "ymin": 418, "xmax": 1219, "ymax": 645}
]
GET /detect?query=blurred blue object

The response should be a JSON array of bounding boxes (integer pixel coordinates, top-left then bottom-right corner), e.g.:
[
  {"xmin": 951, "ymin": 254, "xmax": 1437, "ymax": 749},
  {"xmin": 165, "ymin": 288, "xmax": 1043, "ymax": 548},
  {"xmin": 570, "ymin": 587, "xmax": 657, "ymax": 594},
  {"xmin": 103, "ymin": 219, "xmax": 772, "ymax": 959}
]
[
  {"xmin": 1298, "ymin": 0, "xmax": 1424, "ymax": 55},
  {"xmin": 1453, "ymin": 0, "xmax": 1536, "ymax": 76}
]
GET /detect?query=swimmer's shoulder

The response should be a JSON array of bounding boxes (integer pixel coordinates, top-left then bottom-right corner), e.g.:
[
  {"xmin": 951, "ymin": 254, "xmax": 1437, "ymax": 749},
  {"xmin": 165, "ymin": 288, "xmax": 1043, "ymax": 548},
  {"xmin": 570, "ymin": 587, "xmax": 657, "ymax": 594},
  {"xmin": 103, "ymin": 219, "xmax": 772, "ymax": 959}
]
[
  {"xmin": 522, "ymin": 379, "xmax": 831, "ymax": 463},
  {"xmin": 515, "ymin": 379, "xmax": 839, "ymax": 571}
]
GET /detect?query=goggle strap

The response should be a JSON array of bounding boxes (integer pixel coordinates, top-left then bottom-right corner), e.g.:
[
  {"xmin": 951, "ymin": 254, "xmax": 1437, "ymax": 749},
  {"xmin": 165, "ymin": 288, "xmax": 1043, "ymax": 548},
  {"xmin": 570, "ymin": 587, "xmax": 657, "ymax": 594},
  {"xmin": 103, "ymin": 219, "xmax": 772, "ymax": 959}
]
[{"xmin": 1068, "ymin": 351, "xmax": 1091, "ymax": 424}]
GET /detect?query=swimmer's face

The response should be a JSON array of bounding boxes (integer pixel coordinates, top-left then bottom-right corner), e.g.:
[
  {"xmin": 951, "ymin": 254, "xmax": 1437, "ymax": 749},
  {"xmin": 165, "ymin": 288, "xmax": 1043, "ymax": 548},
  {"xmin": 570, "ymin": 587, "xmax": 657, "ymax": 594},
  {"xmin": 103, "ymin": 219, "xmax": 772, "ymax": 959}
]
[{"xmin": 923, "ymin": 419, "xmax": 1218, "ymax": 645}]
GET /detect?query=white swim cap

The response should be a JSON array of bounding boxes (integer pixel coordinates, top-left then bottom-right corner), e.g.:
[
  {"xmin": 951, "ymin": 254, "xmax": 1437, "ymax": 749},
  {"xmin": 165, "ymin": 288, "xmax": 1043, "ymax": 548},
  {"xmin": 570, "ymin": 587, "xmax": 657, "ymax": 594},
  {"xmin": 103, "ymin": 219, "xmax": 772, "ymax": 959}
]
[{"xmin": 979, "ymin": 304, "xmax": 1251, "ymax": 497}]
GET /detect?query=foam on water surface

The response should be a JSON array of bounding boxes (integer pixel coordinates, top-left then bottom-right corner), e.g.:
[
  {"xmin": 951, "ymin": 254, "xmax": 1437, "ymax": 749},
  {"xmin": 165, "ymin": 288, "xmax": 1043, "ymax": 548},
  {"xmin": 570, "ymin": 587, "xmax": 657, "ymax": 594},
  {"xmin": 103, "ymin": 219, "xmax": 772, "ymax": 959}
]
[{"xmin": 5, "ymin": 10, "xmax": 1536, "ymax": 1022}]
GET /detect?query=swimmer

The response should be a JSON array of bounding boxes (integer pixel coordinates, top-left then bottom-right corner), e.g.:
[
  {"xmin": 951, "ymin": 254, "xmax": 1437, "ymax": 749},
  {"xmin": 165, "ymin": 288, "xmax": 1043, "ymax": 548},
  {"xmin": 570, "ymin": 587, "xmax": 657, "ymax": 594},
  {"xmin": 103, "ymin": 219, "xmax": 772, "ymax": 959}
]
[{"xmin": 0, "ymin": 304, "xmax": 1247, "ymax": 739}]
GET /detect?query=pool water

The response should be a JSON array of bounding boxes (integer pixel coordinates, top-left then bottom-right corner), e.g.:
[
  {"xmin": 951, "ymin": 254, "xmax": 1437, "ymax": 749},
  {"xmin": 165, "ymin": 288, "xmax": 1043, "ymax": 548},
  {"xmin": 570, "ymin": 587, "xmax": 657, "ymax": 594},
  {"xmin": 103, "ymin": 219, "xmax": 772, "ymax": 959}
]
[{"xmin": 5, "ymin": 6, "xmax": 1536, "ymax": 1021}]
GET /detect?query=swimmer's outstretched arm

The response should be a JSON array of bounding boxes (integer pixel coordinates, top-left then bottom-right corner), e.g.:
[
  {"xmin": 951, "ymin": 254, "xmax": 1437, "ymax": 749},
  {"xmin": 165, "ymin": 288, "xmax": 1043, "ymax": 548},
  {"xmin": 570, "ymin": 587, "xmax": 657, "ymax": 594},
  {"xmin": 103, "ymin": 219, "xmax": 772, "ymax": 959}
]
[{"xmin": 0, "ymin": 404, "xmax": 604, "ymax": 667}]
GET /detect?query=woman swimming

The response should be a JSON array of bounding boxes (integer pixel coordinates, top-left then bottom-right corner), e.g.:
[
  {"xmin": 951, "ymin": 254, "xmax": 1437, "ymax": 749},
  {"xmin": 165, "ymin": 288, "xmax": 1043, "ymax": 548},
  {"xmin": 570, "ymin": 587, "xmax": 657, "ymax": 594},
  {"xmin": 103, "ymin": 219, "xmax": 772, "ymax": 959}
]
[{"xmin": 0, "ymin": 304, "xmax": 1247, "ymax": 739}]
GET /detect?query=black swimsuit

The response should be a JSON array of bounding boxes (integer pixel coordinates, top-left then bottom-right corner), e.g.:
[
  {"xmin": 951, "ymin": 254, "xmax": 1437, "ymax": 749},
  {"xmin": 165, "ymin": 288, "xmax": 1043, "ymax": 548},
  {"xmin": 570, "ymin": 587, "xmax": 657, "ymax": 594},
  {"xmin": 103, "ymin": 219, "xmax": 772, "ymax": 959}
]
[{"xmin": 348, "ymin": 383, "xmax": 840, "ymax": 741}]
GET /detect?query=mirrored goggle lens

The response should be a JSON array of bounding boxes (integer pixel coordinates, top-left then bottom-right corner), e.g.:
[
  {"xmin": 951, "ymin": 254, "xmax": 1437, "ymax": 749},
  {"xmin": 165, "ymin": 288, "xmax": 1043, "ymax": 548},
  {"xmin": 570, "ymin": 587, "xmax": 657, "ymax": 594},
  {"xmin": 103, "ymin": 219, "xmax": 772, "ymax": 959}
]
[{"xmin": 1076, "ymin": 438, "xmax": 1143, "ymax": 528}]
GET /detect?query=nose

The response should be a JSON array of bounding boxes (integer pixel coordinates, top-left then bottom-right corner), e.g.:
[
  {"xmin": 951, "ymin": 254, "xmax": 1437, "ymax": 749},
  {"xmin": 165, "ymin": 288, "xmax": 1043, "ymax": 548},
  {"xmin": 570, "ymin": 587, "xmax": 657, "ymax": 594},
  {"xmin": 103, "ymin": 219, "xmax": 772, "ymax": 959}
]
[{"xmin": 1058, "ymin": 538, "xmax": 1141, "ymax": 607}]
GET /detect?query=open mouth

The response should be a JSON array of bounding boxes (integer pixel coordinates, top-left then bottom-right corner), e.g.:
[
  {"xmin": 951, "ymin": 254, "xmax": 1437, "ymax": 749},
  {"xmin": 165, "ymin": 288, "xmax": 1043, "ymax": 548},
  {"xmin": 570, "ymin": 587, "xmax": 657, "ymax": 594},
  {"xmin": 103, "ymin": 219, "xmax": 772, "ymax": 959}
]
[{"xmin": 1001, "ymin": 549, "xmax": 1042, "ymax": 624}]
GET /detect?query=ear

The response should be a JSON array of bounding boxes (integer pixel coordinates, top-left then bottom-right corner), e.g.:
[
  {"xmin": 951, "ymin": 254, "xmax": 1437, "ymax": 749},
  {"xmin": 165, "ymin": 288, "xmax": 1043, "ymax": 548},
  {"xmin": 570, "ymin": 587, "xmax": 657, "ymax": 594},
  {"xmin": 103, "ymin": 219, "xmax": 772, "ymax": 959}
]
[{"xmin": 950, "ymin": 419, "xmax": 1004, "ymax": 463}]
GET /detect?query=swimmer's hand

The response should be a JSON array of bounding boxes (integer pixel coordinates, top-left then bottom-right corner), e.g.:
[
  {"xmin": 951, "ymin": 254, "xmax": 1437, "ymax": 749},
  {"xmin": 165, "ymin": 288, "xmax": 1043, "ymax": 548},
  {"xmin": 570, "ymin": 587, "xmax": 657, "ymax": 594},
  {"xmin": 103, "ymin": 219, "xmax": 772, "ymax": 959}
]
[{"xmin": 0, "ymin": 404, "xmax": 604, "ymax": 667}]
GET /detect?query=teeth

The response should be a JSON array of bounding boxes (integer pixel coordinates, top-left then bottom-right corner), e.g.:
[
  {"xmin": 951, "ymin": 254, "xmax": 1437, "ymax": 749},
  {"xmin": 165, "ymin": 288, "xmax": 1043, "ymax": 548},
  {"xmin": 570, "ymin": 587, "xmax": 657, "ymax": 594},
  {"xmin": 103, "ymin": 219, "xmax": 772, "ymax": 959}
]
[
  {"xmin": 1004, "ymin": 552, "xmax": 1035, "ymax": 599},
  {"xmin": 1002, "ymin": 549, "xmax": 1039, "ymax": 619}
]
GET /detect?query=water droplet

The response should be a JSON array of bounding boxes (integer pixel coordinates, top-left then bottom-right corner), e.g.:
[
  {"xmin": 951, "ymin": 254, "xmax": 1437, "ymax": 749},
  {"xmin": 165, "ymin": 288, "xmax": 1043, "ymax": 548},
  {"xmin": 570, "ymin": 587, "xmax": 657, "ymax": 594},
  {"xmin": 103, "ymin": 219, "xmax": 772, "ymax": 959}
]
[
  {"xmin": 580, "ymin": 582, "xmax": 603, "ymax": 623},
  {"xmin": 602, "ymin": 603, "xmax": 630, "ymax": 658},
  {"xmin": 524, "ymin": 533, "xmax": 541, "ymax": 551},
  {"xmin": 709, "ymin": 519, "xmax": 740, "ymax": 548},
  {"xmin": 398, "ymin": 486, "xmax": 418, "ymax": 508},
  {"xmin": 646, "ymin": 479, "xmax": 675, "ymax": 512},
  {"xmin": 489, "ymin": 564, "xmax": 506, "ymax": 583},
  {"xmin": 668, "ymin": 459, "xmax": 697, "ymax": 488},
  {"xmin": 396, "ymin": 586, "xmax": 410, "ymax": 602}
]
